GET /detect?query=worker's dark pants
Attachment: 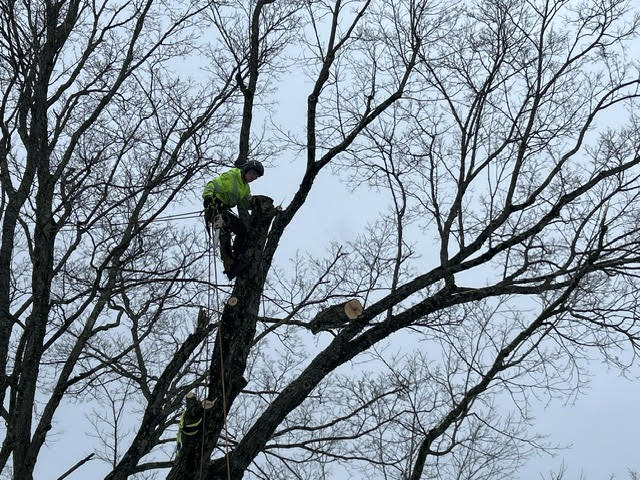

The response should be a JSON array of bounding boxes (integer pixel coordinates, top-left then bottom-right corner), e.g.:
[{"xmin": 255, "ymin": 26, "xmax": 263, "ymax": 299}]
[{"xmin": 206, "ymin": 206, "xmax": 247, "ymax": 272}]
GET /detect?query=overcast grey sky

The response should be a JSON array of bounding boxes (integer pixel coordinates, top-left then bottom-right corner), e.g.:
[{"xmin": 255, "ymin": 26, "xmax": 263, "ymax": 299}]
[{"xmin": 26, "ymin": 1, "xmax": 640, "ymax": 479}]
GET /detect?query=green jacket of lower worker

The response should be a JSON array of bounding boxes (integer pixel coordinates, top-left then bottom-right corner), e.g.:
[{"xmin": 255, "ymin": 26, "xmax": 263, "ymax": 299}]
[{"xmin": 202, "ymin": 167, "xmax": 251, "ymax": 210}]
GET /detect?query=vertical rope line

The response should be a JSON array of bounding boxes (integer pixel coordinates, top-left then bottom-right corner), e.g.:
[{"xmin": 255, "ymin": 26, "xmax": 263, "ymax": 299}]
[
  {"xmin": 199, "ymin": 222, "xmax": 213, "ymax": 480},
  {"xmin": 203, "ymin": 215, "xmax": 213, "ymax": 399},
  {"xmin": 213, "ymin": 253, "xmax": 232, "ymax": 480},
  {"xmin": 201, "ymin": 213, "xmax": 232, "ymax": 480}
]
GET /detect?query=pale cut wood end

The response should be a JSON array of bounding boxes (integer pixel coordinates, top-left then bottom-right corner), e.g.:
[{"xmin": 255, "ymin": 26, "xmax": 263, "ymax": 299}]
[
  {"xmin": 344, "ymin": 299, "xmax": 363, "ymax": 319},
  {"xmin": 202, "ymin": 399, "xmax": 216, "ymax": 409}
]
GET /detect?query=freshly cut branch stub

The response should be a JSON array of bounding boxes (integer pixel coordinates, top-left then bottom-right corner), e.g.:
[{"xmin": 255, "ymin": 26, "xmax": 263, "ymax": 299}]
[
  {"xmin": 202, "ymin": 399, "xmax": 216, "ymax": 409},
  {"xmin": 309, "ymin": 299, "xmax": 364, "ymax": 334}
]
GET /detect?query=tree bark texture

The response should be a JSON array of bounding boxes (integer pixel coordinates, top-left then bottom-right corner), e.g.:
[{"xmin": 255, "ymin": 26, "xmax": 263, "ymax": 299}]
[{"xmin": 166, "ymin": 195, "xmax": 276, "ymax": 480}]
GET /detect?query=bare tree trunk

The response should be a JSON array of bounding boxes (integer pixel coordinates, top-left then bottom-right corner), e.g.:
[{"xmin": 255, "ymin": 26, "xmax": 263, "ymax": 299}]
[
  {"xmin": 11, "ymin": 4, "xmax": 71, "ymax": 473},
  {"xmin": 166, "ymin": 196, "xmax": 276, "ymax": 480}
]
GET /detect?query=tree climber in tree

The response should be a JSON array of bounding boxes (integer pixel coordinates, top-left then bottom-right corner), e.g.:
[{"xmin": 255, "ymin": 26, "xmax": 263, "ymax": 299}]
[{"xmin": 202, "ymin": 160, "xmax": 264, "ymax": 280}]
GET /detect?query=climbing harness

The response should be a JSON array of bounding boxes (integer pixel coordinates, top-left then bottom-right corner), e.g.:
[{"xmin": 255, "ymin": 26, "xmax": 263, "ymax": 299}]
[{"xmin": 176, "ymin": 412, "xmax": 202, "ymax": 453}]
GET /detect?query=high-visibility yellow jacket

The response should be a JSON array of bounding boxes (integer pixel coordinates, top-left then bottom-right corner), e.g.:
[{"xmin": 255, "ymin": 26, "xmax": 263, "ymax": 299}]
[{"xmin": 202, "ymin": 168, "xmax": 251, "ymax": 210}]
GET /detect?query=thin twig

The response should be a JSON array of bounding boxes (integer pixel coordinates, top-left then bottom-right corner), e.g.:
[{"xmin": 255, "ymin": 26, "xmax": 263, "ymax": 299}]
[{"xmin": 56, "ymin": 453, "xmax": 95, "ymax": 480}]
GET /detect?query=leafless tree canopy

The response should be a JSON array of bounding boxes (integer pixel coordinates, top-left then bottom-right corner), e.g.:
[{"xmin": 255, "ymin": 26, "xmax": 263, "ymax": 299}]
[{"xmin": 1, "ymin": 0, "xmax": 640, "ymax": 479}]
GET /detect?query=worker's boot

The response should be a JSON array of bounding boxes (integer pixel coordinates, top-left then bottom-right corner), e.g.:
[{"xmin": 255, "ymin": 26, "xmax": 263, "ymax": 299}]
[
  {"xmin": 222, "ymin": 256, "xmax": 236, "ymax": 278},
  {"xmin": 219, "ymin": 231, "xmax": 236, "ymax": 277},
  {"xmin": 226, "ymin": 234, "xmax": 251, "ymax": 280},
  {"xmin": 225, "ymin": 260, "xmax": 249, "ymax": 280}
]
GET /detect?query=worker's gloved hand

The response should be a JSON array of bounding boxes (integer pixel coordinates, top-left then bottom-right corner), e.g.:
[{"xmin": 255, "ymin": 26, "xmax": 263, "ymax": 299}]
[{"xmin": 203, "ymin": 196, "xmax": 212, "ymax": 209}]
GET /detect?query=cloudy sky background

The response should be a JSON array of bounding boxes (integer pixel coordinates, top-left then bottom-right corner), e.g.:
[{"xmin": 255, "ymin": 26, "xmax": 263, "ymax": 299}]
[{"xmin": 27, "ymin": 2, "xmax": 640, "ymax": 478}]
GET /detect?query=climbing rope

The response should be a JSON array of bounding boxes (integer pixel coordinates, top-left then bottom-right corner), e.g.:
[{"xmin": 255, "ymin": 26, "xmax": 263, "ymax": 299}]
[
  {"xmin": 215, "ymin": 255, "xmax": 233, "ymax": 480},
  {"xmin": 53, "ymin": 210, "xmax": 203, "ymax": 232},
  {"xmin": 200, "ymin": 214, "xmax": 232, "ymax": 480},
  {"xmin": 198, "ymin": 219, "xmax": 213, "ymax": 480}
]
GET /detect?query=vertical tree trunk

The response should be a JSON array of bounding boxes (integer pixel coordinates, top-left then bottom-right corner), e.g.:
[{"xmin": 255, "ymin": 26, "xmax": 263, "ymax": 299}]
[
  {"xmin": 167, "ymin": 196, "xmax": 276, "ymax": 480},
  {"xmin": 9, "ymin": 4, "xmax": 78, "ymax": 473}
]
